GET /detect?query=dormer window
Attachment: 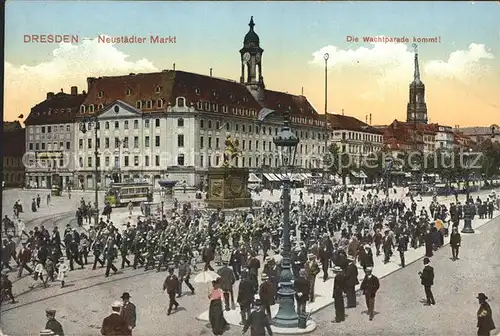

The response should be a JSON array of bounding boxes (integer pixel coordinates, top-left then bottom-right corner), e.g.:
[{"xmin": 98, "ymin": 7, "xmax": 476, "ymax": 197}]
[
  {"xmin": 212, "ymin": 90, "xmax": 218, "ymax": 98},
  {"xmin": 89, "ymin": 105, "xmax": 95, "ymax": 113},
  {"xmin": 222, "ymin": 105, "xmax": 228, "ymax": 113},
  {"xmin": 242, "ymin": 97, "xmax": 247, "ymax": 103},
  {"xmin": 157, "ymin": 99, "xmax": 163, "ymax": 108},
  {"xmin": 146, "ymin": 100, "xmax": 152, "ymax": 109},
  {"xmin": 277, "ymin": 103, "xmax": 281, "ymax": 108},
  {"xmin": 47, "ymin": 110, "xmax": 51, "ymax": 116},
  {"xmin": 204, "ymin": 102, "xmax": 210, "ymax": 111},
  {"xmin": 229, "ymin": 93, "xmax": 234, "ymax": 100},
  {"xmin": 212, "ymin": 104, "xmax": 218, "ymax": 112},
  {"xmin": 98, "ymin": 104, "xmax": 104, "ymax": 110},
  {"xmin": 126, "ymin": 88, "xmax": 132, "ymax": 96},
  {"xmin": 177, "ymin": 97, "xmax": 185, "ymax": 107},
  {"xmin": 156, "ymin": 86, "xmax": 162, "ymax": 93},
  {"xmin": 195, "ymin": 88, "xmax": 201, "ymax": 95},
  {"xmin": 197, "ymin": 101, "xmax": 203, "ymax": 110},
  {"xmin": 98, "ymin": 91, "xmax": 104, "ymax": 98},
  {"xmin": 80, "ymin": 105, "xmax": 85, "ymax": 113}
]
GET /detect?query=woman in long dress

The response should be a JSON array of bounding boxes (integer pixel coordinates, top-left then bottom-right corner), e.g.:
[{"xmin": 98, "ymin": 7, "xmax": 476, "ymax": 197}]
[{"xmin": 208, "ymin": 278, "xmax": 227, "ymax": 335}]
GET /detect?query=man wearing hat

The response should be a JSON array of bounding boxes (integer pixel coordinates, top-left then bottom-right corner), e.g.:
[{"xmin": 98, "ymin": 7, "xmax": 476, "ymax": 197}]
[
  {"xmin": 0, "ymin": 270, "xmax": 16, "ymax": 303},
  {"xmin": 101, "ymin": 301, "xmax": 129, "ymax": 336},
  {"xmin": 217, "ymin": 260, "xmax": 236, "ymax": 311},
  {"xmin": 177, "ymin": 258, "xmax": 195, "ymax": 297},
  {"xmin": 476, "ymin": 293, "xmax": 496, "ymax": 336},
  {"xmin": 360, "ymin": 267, "xmax": 379, "ymax": 321},
  {"xmin": 332, "ymin": 266, "xmax": 346, "ymax": 323},
  {"xmin": 450, "ymin": 227, "xmax": 461, "ymax": 261},
  {"xmin": 242, "ymin": 295, "xmax": 274, "ymax": 336},
  {"xmin": 120, "ymin": 292, "xmax": 136, "ymax": 334},
  {"xmin": 305, "ymin": 254, "xmax": 320, "ymax": 303},
  {"xmin": 345, "ymin": 256, "xmax": 359, "ymax": 308},
  {"xmin": 294, "ymin": 269, "xmax": 310, "ymax": 315},
  {"xmin": 419, "ymin": 257, "xmax": 435, "ymax": 305},
  {"xmin": 258, "ymin": 273, "xmax": 275, "ymax": 319},
  {"xmin": 237, "ymin": 269, "xmax": 254, "ymax": 325},
  {"xmin": 45, "ymin": 309, "xmax": 64, "ymax": 336},
  {"xmin": 162, "ymin": 266, "xmax": 180, "ymax": 316}
]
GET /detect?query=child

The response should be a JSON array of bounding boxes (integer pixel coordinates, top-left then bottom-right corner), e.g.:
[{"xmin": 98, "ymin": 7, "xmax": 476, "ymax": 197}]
[
  {"xmin": 191, "ymin": 250, "xmax": 200, "ymax": 272},
  {"xmin": 30, "ymin": 261, "xmax": 47, "ymax": 288},
  {"xmin": 45, "ymin": 258, "xmax": 55, "ymax": 283},
  {"xmin": 56, "ymin": 257, "xmax": 69, "ymax": 288}
]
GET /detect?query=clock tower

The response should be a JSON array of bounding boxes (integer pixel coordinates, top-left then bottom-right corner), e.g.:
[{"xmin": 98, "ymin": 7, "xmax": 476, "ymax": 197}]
[
  {"xmin": 406, "ymin": 44, "xmax": 428, "ymax": 124},
  {"xmin": 240, "ymin": 16, "xmax": 265, "ymax": 105}
]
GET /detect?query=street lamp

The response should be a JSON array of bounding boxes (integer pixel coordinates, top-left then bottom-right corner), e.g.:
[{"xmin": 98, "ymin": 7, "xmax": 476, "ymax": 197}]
[
  {"xmin": 272, "ymin": 111, "xmax": 300, "ymax": 328},
  {"xmin": 323, "ymin": 53, "xmax": 330, "ymax": 193},
  {"xmin": 79, "ymin": 116, "xmax": 100, "ymax": 225},
  {"xmin": 113, "ymin": 138, "xmax": 127, "ymax": 183},
  {"xmin": 462, "ymin": 148, "xmax": 475, "ymax": 233},
  {"xmin": 160, "ymin": 188, "xmax": 165, "ymax": 218}
]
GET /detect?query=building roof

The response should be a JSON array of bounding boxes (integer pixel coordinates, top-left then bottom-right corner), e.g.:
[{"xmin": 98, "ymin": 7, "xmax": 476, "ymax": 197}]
[
  {"xmin": 2, "ymin": 128, "xmax": 25, "ymax": 157},
  {"xmin": 24, "ymin": 91, "xmax": 87, "ymax": 126},
  {"xmin": 327, "ymin": 114, "xmax": 383, "ymax": 134},
  {"xmin": 3, "ymin": 121, "xmax": 22, "ymax": 131},
  {"xmin": 457, "ymin": 125, "xmax": 499, "ymax": 137}
]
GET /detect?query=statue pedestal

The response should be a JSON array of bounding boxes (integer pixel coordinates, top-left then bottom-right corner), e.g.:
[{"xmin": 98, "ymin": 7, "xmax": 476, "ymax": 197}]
[{"xmin": 205, "ymin": 167, "xmax": 252, "ymax": 209}]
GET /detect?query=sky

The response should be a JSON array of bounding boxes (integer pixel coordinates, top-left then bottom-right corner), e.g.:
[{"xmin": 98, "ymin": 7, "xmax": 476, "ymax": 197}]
[{"xmin": 4, "ymin": 1, "xmax": 500, "ymax": 127}]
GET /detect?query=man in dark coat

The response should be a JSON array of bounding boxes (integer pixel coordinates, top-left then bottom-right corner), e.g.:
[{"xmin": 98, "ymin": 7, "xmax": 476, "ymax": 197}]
[
  {"xmin": 101, "ymin": 301, "xmax": 130, "ymax": 335},
  {"xmin": 120, "ymin": 292, "xmax": 136, "ymax": 335},
  {"xmin": 230, "ymin": 246, "xmax": 243, "ymax": 280},
  {"xmin": 45, "ymin": 309, "xmax": 64, "ymax": 336},
  {"xmin": 419, "ymin": 257, "xmax": 435, "ymax": 305},
  {"xmin": 450, "ymin": 227, "xmax": 461, "ymax": 261},
  {"xmin": 477, "ymin": 293, "xmax": 496, "ymax": 336},
  {"xmin": 217, "ymin": 260, "xmax": 236, "ymax": 311},
  {"xmin": 237, "ymin": 269, "xmax": 254, "ymax": 325},
  {"xmin": 359, "ymin": 244, "xmax": 374, "ymax": 272},
  {"xmin": 397, "ymin": 234, "xmax": 409, "ymax": 268},
  {"xmin": 345, "ymin": 257, "xmax": 359, "ymax": 308},
  {"xmin": 163, "ymin": 266, "xmax": 180, "ymax": 316},
  {"xmin": 201, "ymin": 241, "xmax": 214, "ymax": 271},
  {"xmin": 293, "ymin": 269, "xmax": 310, "ymax": 315},
  {"xmin": 332, "ymin": 266, "xmax": 346, "ymax": 323},
  {"xmin": 242, "ymin": 295, "xmax": 273, "ymax": 336},
  {"xmin": 360, "ymin": 267, "xmax": 380, "ymax": 321},
  {"xmin": 258, "ymin": 273, "xmax": 275, "ymax": 319}
]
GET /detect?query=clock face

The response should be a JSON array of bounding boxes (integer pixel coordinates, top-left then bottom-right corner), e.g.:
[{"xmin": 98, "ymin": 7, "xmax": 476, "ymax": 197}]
[
  {"xmin": 256, "ymin": 53, "xmax": 261, "ymax": 63},
  {"xmin": 243, "ymin": 52, "xmax": 251, "ymax": 63}
]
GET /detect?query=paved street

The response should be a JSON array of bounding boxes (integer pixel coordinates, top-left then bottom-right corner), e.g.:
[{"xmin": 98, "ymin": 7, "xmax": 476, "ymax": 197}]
[{"xmin": 1, "ymin": 187, "xmax": 499, "ymax": 336}]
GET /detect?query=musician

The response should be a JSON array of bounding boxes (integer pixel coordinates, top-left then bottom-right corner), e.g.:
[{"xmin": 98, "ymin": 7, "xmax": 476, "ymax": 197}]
[
  {"xmin": 217, "ymin": 260, "xmax": 236, "ymax": 310},
  {"xmin": 304, "ymin": 254, "xmax": 320, "ymax": 303},
  {"xmin": 177, "ymin": 258, "xmax": 195, "ymax": 296},
  {"xmin": 230, "ymin": 245, "xmax": 243, "ymax": 280}
]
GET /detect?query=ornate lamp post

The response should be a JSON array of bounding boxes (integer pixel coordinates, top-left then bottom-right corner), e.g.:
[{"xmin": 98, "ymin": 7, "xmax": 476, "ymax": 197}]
[
  {"xmin": 272, "ymin": 111, "xmax": 300, "ymax": 328},
  {"xmin": 322, "ymin": 53, "xmax": 330, "ymax": 196},
  {"xmin": 79, "ymin": 117, "xmax": 100, "ymax": 225},
  {"xmin": 160, "ymin": 188, "xmax": 165, "ymax": 218},
  {"xmin": 462, "ymin": 148, "xmax": 475, "ymax": 233}
]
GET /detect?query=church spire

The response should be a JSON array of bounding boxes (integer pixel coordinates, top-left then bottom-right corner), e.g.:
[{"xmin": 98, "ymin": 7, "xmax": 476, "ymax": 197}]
[
  {"xmin": 249, "ymin": 16, "xmax": 255, "ymax": 30},
  {"xmin": 413, "ymin": 43, "xmax": 420, "ymax": 81}
]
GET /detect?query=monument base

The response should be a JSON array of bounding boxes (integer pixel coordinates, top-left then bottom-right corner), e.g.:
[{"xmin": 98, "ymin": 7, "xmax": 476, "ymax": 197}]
[{"xmin": 205, "ymin": 167, "xmax": 252, "ymax": 209}]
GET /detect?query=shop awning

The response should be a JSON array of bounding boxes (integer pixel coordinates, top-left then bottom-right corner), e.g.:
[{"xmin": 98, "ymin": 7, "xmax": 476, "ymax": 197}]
[
  {"xmin": 300, "ymin": 173, "xmax": 309, "ymax": 179},
  {"xmin": 358, "ymin": 170, "xmax": 368, "ymax": 179},
  {"xmin": 248, "ymin": 173, "xmax": 262, "ymax": 183},
  {"xmin": 350, "ymin": 170, "xmax": 359, "ymax": 178},
  {"xmin": 263, "ymin": 173, "xmax": 280, "ymax": 182}
]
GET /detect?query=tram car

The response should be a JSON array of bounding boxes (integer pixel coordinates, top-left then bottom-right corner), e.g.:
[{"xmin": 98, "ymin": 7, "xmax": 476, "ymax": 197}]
[{"xmin": 104, "ymin": 182, "xmax": 153, "ymax": 207}]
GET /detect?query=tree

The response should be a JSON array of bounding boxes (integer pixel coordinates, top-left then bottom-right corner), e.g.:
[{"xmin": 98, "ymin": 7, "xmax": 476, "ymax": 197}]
[{"xmin": 327, "ymin": 143, "xmax": 351, "ymax": 185}]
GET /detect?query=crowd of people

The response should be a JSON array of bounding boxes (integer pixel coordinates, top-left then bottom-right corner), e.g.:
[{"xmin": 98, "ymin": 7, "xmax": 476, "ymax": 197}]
[{"xmin": 1, "ymin": 186, "xmax": 499, "ymax": 336}]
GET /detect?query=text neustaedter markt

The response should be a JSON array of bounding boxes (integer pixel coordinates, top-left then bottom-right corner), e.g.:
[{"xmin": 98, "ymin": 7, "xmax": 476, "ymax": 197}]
[{"xmin": 23, "ymin": 34, "xmax": 177, "ymax": 44}]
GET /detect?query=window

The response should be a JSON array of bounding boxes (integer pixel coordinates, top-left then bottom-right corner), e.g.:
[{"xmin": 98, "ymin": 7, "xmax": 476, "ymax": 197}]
[
  {"xmin": 89, "ymin": 105, "xmax": 95, "ymax": 113},
  {"xmin": 66, "ymin": 125, "xmax": 70, "ymax": 132},
  {"xmin": 215, "ymin": 156, "xmax": 220, "ymax": 166},
  {"xmin": 42, "ymin": 127, "xmax": 45, "ymax": 133},
  {"xmin": 80, "ymin": 105, "xmax": 85, "ymax": 113},
  {"xmin": 249, "ymin": 140, "xmax": 252, "ymax": 150},
  {"xmin": 178, "ymin": 118, "xmax": 184, "ymax": 127},
  {"xmin": 145, "ymin": 119, "xmax": 150, "ymax": 128},
  {"xmin": 114, "ymin": 156, "xmax": 119, "ymax": 167},
  {"xmin": 177, "ymin": 134, "xmax": 184, "ymax": 147},
  {"xmin": 216, "ymin": 138, "xmax": 220, "ymax": 149},
  {"xmin": 126, "ymin": 88, "xmax": 132, "ymax": 96},
  {"xmin": 242, "ymin": 157, "xmax": 246, "ymax": 167},
  {"xmin": 208, "ymin": 120, "xmax": 212, "ymax": 129},
  {"xmin": 146, "ymin": 100, "xmax": 152, "ymax": 109},
  {"xmin": 79, "ymin": 157, "xmax": 83, "ymax": 167},
  {"xmin": 123, "ymin": 137, "xmax": 129, "ymax": 148},
  {"xmin": 195, "ymin": 88, "xmax": 200, "ymax": 95},
  {"xmin": 242, "ymin": 125, "xmax": 246, "ymax": 133},
  {"xmin": 248, "ymin": 158, "xmax": 252, "ymax": 167},
  {"xmin": 216, "ymin": 121, "xmax": 220, "ymax": 129},
  {"xmin": 124, "ymin": 120, "xmax": 129, "ymax": 129},
  {"xmin": 156, "ymin": 86, "xmax": 162, "ymax": 93},
  {"xmin": 96, "ymin": 138, "xmax": 100, "ymax": 148},
  {"xmin": 200, "ymin": 136, "xmax": 204, "ymax": 148},
  {"xmin": 36, "ymin": 143, "xmax": 40, "ymax": 150},
  {"xmin": 124, "ymin": 156, "xmax": 129, "ymax": 167},
  {"xmin": 197, "ymin": 101, "xmax": 202, "ymax": 110},
  {"xmin": 235, "ymin": 124, "xmax": 239, "ymax": 132},
  {"xmin": 29, "ymin": 143, "xmax": 33, "ymax": 150},
  {"xmin": 155, "ymin": 119, "xmax": 160, "ymax": 127},
  {"xmin": 200, "ymin": 155, "xmax": 204, "ymax": 167},
  {"xmin": 200, "ymin": 120, "xmax": 204, "ymax": 129},
  {"xmin": 114, "ymin": 137, "xmax": 120, "ymax": 148},
  {"xmin": 98, "ymin": 104, "xmax": 103, "ymax": 110},
  {"xmin": 145, "ymin": 136, "xmax": 150, "ymax": 148},
  {"xmin": 47, "ymin": 126, "xmax": 52, "ymax": 133},
  {"xmin": 105, "ymin": 121, "xmax": 109, "ymax": 130},
  {"xmin": 136, "ymin": 101, "xmax": 142, "ymax": 109},
  {"xmin": 242, "ymin": 140, "xmax": 245, "ymax": 150},
  {"xmin": 177, "ymin": 154, "xmax": 185, "ymax": 166},
  {"xmin": 79, "ymin": 139, "xmax": 83, "ymax": 149},
  {"xmin": 226, "ymin": 123, "xmax": 230, "ymax": 131},
  {"xmin": 155, "ymin": 155, "xmax": 160, "ymax": 166},
  {"xmin": 204, "ymin": 102, "xmax": 210, "ymax": 111},
  {"xmin": 249, "ymin": 125, "xmax": 253, "ymax": 133},
  {"xmin": 41, "ymin": 143, "xmax": 45, "ymax": 150},
  {"xmin": 96, "ymin": 157, "xmax": 101, "ymax": 167},
  {"xmin": 222, "ymin": 105, "xmax": 228, "ymax": 113},
  {"xmin": 134, "ymin": 136, "xmax": 139, "ymax": 148},
  {"xmin": 98, "ymin": 91, "xmax": 104, "ymax": 98},
  {"xmin": 134, "ymin": 156, "xmax": 139, "ymax": 166},
  {"xmin": 155, "ymin": 136, "xmax": 160, "ymax": 147},
  {"xmin": 157, "ymin": 99, "xmax": 163, "ymax": 108},
  {"xmin": 115, "ymin": 121, "xmax": 119, "ymax": 129},
  {"xmin": 88, "ymin": 157, "xmax": 92, "ymax": 167},
  {"xmin": 178, "ymin": 97, "xmax": 185, "ymax": 107},
  {"xmin": 208, "ymin": 137, "xmax": 212, "ymax": 149},
  {"xmin": 145, "ymin": 156, "xmax": 149, "ymax": 166},
  {"xmin": 105, "ymin": 156, "xmax": 110, "ymax": 166},
  {"xmin": 133, "ymin": 120, "xmax": 139, "ymax": 129}
]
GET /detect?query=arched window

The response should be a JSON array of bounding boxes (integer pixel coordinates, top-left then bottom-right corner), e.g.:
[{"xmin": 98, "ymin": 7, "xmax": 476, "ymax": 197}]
[
  {"xmin": 98, "ymin": 104, "xmax": 104, "ymax": 110},
  {"xmin": 177, "ymin": 97, "xmax": 185, "ymax": 107},
  {"xmin": 126, "ymin": 88, "xmax": 132, "ymax": 96},
  {"xmin": 156, "ymin": 86, "xmax": 162, "ymax": 93},
  {"xmin": 136, "ymin": 101, "xmax": 142, "ymax": 109},
  {"xmin": 89, "ymin": 105, "xmax": 95, "ymax": 113},
  {"xmin": 146, "ymin": 100, "xmax": 152, "ymax": 109},
  {"xmin": 80, "ymin": 105, "xmax": 85, "ymax": 113},
  {"xmin": 177, "ymin": 118, "xmax": 184, "ymax": 127},
  {"xmin": 98, "ymin": 91, "xmax": 104, "ymax": 98},
  {"xmin": 157, "ymin": 99, "xmax": 163, "ymax": 108},
  {"xmin": 177, "ymin": 154, "xmax": 185, "ymax": 166}
]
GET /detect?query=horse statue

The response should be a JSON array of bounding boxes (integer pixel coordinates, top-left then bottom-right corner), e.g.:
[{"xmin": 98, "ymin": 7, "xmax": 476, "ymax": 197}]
[{"xmin": 223, "ymin": 135, "xmax": 241, "ymax": 167}]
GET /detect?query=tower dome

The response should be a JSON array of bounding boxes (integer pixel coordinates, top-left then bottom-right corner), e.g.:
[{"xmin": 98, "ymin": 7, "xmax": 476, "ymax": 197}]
[{"xmin": 243, "ymin": 16, "xmax": 260, "ymax": 46}]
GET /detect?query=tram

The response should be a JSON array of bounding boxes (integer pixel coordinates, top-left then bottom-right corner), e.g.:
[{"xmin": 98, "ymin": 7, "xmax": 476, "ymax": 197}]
[{"xmin": 104, "ymin": 182, "xmax": 153, "ymax": 207}]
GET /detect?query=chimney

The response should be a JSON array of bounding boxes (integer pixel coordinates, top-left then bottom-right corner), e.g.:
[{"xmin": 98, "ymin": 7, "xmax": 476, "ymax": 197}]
[
  {"xmin": 210, "ymin": 68, "xmax": 213, "ymax": 77},
  {"xmin": 87, "ymin": 77, "xmax": 96, "ymax": 91},
  {"xmin": 46, "ymin": 92, "xmax": 54, "ymax": 100},
  {"xmin": 342, "ymin": 109, "xmax": 344, "ymax": 116},
  {"xmin": 173, "ymin": 63, "xmax": 176, "ymax": 71},
  {"xmin": 71, "ymin": 86, "xmax": 78, "ymax": 95},
  {"xmin": 365, "ymin": 115, "xmax": 368, "ymax": 124},
  {"xmin": 82, "ymin": 90, "xmax": 86, "ymax": 94},
  {"xmin": 301, "ymin": 87, "xmax": 304, "ymax": 95},
  {"xmin": 60, "ymin": 88, "xmax": 64, "ymax": 93},
  {"xmin": 369, "ymin": 114, "xmax": 372, "ymax": 125}
]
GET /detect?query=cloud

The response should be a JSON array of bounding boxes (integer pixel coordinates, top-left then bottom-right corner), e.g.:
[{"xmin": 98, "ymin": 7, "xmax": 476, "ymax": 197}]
[
  {"xmin": 4, "ymin": 36, "xmax": 158, "ymax": 119},
  {"xmin": 310, "ymin": 39, "xmax": 495, "ymax": 101}
]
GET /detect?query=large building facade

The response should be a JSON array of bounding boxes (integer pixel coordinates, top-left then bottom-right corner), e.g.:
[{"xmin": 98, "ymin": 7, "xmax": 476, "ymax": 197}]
[
  {"xmin": 3, "ymin": 121, "xmax": 26, "ymax": 187},
  {"xmin": 23, "ymin": 17, "xmax": 383, "ymax": 189}
]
